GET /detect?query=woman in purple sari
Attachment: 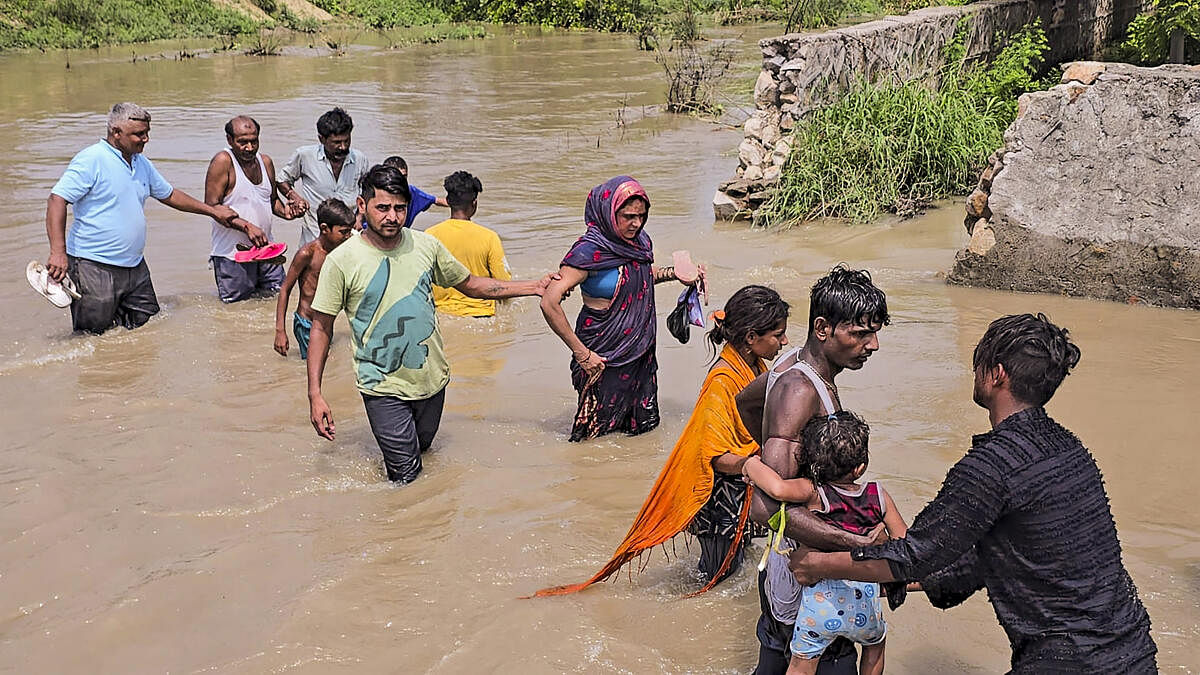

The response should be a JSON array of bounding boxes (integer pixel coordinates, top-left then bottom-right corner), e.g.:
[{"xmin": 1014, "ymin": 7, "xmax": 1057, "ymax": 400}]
[{"xmin": 540, "ymin": 176, "xmax": 701, "ymax": 442}]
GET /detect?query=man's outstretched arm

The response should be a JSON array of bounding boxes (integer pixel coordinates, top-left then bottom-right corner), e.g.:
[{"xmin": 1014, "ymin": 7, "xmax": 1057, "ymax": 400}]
[
  {"xmin": 791, "ymin": 447, "xmax": 1007, "ymax": 588},
  {"xmin": 456, "ymin": 272, "xmax": 559, "ymax": 300}
]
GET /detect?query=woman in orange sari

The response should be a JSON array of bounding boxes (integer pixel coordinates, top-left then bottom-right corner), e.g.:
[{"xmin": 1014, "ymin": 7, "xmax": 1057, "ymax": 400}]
[{"xmin": 535, "ymin": 285, "xmax": 790, "ymax": 596}]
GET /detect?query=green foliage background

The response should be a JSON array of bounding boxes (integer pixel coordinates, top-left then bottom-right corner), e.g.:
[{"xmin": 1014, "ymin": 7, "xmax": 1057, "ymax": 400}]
[
  {"xmin": 0, "ymin": 0, "xmax": 882, "ymax": 50},
  {"xmin": 1119, "ymin": 0, "xmax": 1200, "ymax": 64},
  {"xmin": 0, "ymin": 0, "xmax": 257, "ymax": 49}
]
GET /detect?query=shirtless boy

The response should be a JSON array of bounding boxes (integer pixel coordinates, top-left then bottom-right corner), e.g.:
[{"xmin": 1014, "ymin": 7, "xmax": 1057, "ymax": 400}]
[{"xmin": 274, "ymin": 199, "xmax": 356, "ymax": 359}]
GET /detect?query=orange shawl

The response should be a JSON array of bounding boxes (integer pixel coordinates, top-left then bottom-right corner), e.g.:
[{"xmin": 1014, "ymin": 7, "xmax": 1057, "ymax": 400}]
[{"xmin": 532, "ymin": 343, "xmax": 762, "ymax": 597}]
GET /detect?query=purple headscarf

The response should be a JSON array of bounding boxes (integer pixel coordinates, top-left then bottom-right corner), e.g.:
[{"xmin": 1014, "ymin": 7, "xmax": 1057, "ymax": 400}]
[
  {"xmin": 561, "ymin": 176, "xmax": 657, "ymax": 368},
  {"xmin": 562, "ymin": 176, "xmax": 654, "ymax": 271}
]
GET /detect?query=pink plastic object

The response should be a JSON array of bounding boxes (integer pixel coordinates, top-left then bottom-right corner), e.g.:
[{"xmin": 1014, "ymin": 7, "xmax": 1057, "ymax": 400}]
[{"xmin": 233, "ymin": 242, "xmax": 287, "ymax": 263}]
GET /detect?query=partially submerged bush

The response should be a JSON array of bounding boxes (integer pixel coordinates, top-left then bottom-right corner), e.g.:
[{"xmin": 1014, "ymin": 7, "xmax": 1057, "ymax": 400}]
[
  {"xmin": 657, "ymin": 38, "xmax": 737, "ymax": 114},
  {"xmin": 756, "ymin": 20, "xmax": 1049, "ymax": 225}
]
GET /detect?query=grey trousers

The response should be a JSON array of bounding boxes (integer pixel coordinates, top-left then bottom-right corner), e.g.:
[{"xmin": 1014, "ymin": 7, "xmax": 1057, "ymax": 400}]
[
  {"xmin": 361, "ymin": 388, "xmax": 446, "ymax": 483},
  {"xmin": 211, "ymin": 255, "xmax": 284, "ymax": 303},
  {"xmin": 67, "ymin": 255, "xmax": 159, "ymax": 334}
]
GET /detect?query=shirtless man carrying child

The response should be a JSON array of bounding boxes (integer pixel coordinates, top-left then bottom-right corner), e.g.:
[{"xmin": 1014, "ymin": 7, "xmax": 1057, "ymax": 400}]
[{"xmin": 274, "ymin": 198, "xmax": 356, "ymax": 359}]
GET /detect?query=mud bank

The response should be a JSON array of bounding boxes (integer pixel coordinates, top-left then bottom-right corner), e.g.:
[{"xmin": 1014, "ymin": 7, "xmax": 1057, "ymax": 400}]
[{"xmin": 948, "ymin": 61, "xmax": 1200, "ymax": 309}]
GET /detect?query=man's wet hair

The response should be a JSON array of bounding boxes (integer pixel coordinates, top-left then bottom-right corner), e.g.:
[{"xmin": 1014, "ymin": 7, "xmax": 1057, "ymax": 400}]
[
  {"xmin": 705, "ymin": 285, "xmax": 789, "ymax": 362},
  {"xmin": 973, "ymin": 313, "xmax": 1081, "ymax": 407},
  {"xmin": 802, "ymin": 410, "xmax": 870, "ymax": 484},
  {"xmin": 444, "ymin": 171, "xmax": 483, "ymax": 209},
  {"xmin": 317, "ymin": 107, "xmax": 353, "ymax": 138},
  {"xmin": 808, "ymin": 264, "xmax": 890, "ymax": 333},
  {"xmin": 316, "ymin": 198, "xmax": 356, "ymax": 229},
  {"xmin": 224, "ymin": 115, "xmax": 260, "ymax": 137},
  {"xmin": 382, "ymin": 156, "xmax": 407, "ymax": 173},
  {"xmin": 359, "ymin": 164, "xmax": 411, "ymax": 202}
]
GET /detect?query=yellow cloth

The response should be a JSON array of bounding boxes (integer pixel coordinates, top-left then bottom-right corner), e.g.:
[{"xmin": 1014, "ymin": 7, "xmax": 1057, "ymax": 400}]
[
  {"xmin": 426, "ymin": 218, "xmax": 510, "ymax": 317},
  {"xmin": 532, "ymin": 343, "xmax": 762, "ymax": 597}
]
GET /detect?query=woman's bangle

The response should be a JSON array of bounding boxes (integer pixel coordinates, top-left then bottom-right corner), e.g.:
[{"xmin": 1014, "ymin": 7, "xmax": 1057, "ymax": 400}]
[{"xmin": 573, "ymin": 350, "xmax": 591, "ymax": 363}]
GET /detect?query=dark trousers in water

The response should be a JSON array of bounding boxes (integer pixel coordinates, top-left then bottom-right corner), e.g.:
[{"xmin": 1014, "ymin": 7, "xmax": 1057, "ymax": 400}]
[
  {"xmin": 67, "ymin": 255, "xmax": 160, "ymax": 334},
  {"xmin": 696, "ymin": 534, "xmax": 745, "ymax": 583},
  {"xmin": 692, "ymin": 474, "xmax": 762, "ymax": 585},
  {"xmin": 361, "ymin": 388, "xmax": 446, "ymax": 483},
  {"xmin": 754, "ymin": 569, "xmax": 859, "ymax": 675}
]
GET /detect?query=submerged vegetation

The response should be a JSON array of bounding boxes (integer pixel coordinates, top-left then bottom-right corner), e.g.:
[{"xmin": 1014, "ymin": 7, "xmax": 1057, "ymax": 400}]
[{"xmin": 756, "ymin": 21, "xmax": 1050, "ymax": 225}]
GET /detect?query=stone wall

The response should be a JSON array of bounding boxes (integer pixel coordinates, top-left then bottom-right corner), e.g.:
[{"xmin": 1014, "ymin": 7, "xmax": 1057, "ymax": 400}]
[
  {"xmin": 947, "ymin": 62, "xmax": 1200, "ymax": 309},
  {"xmin": 714, "ymin": 0, "xmax": 1147, "ymax": 219}
]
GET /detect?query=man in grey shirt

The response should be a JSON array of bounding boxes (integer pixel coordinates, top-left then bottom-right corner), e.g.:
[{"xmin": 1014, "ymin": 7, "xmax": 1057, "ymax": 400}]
[{"xmin": 276, "ymin": 107, "xmax": 369, "ymax": 245}]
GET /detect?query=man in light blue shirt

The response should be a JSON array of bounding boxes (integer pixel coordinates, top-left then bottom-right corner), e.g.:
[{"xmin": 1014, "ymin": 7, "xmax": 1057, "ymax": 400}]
[
  {"xmin": 46, "ymin": 102, "xmax": 238, "ymax": 334},
  {"xmin": 276, "ymin": 107, "xmax": 370, "ymax": 245}
]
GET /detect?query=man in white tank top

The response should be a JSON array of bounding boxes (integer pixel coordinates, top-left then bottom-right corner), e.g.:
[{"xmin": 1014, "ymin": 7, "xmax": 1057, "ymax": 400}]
[
  {"xmin": 203, "ymin": 116, "xmax": 299, "ymax": 303},
  {"xmin": 735, "ymin": 266, "xmax": 892, "ymax": 675}
]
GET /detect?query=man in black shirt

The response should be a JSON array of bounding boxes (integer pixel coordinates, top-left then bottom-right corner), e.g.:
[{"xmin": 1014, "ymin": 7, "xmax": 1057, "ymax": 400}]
[{"xmin": 789, "ymin": 313, "xmax": 1157, "ymax": 673}]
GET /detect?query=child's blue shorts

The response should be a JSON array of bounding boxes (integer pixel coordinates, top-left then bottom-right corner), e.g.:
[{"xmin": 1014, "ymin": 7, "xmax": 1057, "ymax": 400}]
[{"xmin": 790, "ymin": 578, "xmax": 887, "ymax": 660}]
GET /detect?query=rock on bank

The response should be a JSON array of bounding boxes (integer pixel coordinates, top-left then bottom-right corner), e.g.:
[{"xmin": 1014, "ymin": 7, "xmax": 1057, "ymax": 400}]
[{"xmin": 949, "ymin": 62, "xmax": 1200, "ymax": 310}]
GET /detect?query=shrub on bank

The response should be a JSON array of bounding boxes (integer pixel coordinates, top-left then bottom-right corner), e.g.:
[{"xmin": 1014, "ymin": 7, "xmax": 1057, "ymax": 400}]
[
  {"xmin": 311, "ymin": 0, "xmax": 447, "ymax": 29},
  {"xmin": 0, "ymin": 0, "xmax": 258, "ymax": 49},
  {"xmin": 755, "ymin": 21, "xmax": 1049, "ymax": 225}
]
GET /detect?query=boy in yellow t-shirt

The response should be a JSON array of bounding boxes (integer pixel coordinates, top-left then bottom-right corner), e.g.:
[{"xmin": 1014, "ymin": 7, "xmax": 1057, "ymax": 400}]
[{"xmin": 426, "ymin": 171, "xmax": 510, "ymax": 317}]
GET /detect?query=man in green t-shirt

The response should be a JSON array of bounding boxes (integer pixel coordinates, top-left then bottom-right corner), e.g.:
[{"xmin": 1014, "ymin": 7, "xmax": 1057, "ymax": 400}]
[{"xmin": 307, "ymin": 164, "xmax": 553, "ymax": 483}]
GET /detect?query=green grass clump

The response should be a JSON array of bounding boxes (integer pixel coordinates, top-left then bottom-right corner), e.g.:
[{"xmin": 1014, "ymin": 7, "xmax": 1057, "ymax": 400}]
[
  {"xmin": 756, "ymin": 20, "xmax": 1049, "ymax": 225},
  {"xmin": 756, "ymin": 79, "xmax": 1005, "ymax": 223}
]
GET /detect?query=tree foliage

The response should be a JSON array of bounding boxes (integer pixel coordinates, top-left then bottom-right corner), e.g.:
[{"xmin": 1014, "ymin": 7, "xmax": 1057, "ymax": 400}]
[{"xmin": 1121, "ymin": 0, "xmax": 1200, "ymax": 65}]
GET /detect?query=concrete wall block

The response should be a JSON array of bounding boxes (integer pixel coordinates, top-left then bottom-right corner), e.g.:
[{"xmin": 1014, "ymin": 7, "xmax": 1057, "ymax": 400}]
[{"xmin": 949, "ymin": 62, "xmax": 1200, "ymax": 309}]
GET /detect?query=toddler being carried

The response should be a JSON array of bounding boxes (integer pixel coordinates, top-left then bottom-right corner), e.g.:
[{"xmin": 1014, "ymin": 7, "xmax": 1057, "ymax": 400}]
[{"xmin": 742, "ymin": 410, "xmax": 907, "ymax": 675}]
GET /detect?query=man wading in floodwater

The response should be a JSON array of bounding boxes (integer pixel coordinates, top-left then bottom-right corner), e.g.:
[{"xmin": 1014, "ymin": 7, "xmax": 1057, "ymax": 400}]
[
  {"xmin": 736, "ymin": 266, "xmax": 891, "ymax": 675},
  {"xmin": 204, "ymin": 115, "xmax": 299, "ymax": 302},
  {"xmin": 45, "ymin": 102, "xmax": 239, "ymax": 334},
  {"xmin": 788, "ymin": 313, "xmax": 1158, "ymax": 673},
  {"xmin": 305, "ymin": 165, "xmax": 556, "ymax": 483},
  {"xmin": 276, "ymin": 107, "xmax": 369, "ymax": 246}
]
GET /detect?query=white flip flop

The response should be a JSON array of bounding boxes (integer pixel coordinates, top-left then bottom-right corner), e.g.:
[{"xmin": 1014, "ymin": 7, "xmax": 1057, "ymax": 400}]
[{"xmin": 26, "ymin": 260, "xmax": 81, "ymax": 308}]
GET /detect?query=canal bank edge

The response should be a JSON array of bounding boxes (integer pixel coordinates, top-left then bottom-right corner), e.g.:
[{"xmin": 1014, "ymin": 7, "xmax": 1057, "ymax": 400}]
[
  {"xmin": 948, "ymin": 61, "xmax": 1200, "ymax": 310},
  {"xmin": 714, "ymin": 0, "xmax": 1148, "ymax": 220}
]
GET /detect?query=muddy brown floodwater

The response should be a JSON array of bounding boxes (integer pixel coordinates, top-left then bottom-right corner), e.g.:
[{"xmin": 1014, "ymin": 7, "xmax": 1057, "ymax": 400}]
[{"xmin": 0, "ymin": 25, "xmax": 1196, "ymax": 674}]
